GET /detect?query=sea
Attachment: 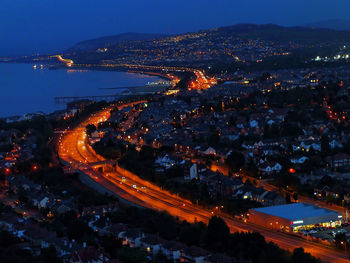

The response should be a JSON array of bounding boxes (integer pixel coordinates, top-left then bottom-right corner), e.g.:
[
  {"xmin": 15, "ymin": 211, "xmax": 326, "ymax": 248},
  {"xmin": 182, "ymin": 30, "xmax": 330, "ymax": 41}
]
[{"xmin": 0, "ymin": 63, "xmax": 160, "ymax": 118}]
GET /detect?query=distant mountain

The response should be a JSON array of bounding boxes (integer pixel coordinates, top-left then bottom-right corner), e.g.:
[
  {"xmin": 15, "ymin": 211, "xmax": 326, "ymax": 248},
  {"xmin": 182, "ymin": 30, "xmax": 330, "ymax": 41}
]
[
  {"xmin": 215, "ymin": 23, "xmax": 350, "ymax": 44},
  {"xmin": 67, "ymin": 24, "xmax": 350, "ymax": 53},
  {"xmin": 57, "ymin": 23, "xmax": 350, "ymax": 68},
  {"xmin": 304, "ymin": 19, "xmax": 350, "ymax": 31},
  {"xmin": 68, "ymin": 32, "xmax": 167, "ymax": 51}
]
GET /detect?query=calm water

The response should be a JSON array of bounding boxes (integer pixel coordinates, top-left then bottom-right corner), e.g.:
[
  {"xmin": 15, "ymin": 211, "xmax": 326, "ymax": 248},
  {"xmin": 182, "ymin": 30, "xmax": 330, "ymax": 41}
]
[{"xmin": 0, "ymin": 63, "xmax": 160, "ymax": 117}]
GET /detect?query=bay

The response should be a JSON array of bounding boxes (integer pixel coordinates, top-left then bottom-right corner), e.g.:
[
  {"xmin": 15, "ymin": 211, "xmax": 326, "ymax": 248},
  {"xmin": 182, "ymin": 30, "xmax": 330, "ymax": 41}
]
[{"xmin": 0, "ymin": 63, "xmax": 160, "ymax": 117}]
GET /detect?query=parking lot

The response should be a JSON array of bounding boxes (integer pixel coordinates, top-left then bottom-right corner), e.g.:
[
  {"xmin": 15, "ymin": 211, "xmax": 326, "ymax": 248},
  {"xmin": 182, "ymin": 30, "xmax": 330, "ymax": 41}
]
[{"xmin": 299, "ymin": 224, "xmax": 350, "ymax": 242}]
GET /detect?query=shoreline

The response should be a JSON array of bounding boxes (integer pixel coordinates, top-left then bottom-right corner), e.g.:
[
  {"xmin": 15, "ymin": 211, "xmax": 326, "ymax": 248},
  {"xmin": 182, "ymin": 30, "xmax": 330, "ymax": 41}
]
[
  {"xmin": 0, "ymin": 61, "xmax": 173, "ymax": 81},
  {"xmin": 62, "ymin": 64, "xmax": 173, "ymax": 82}
]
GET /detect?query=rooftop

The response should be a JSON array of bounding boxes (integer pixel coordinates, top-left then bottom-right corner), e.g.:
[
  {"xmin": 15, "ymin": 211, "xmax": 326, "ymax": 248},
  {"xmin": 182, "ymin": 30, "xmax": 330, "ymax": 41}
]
[{"xmin": 250, "ymin": 203, "xmax": 340, "ymax": 221}]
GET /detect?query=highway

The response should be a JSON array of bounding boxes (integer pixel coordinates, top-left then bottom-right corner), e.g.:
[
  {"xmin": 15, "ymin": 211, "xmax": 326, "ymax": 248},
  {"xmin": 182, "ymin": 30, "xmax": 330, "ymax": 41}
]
[{"xmin": 57, "ymin": 104, "xmax": 350, "ymax": 263}]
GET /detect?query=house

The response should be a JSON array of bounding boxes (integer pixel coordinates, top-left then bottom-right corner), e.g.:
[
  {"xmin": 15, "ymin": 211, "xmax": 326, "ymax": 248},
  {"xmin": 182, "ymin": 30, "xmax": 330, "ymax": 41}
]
[
  {"xmin": 290, "ymin": 156, "xmax": 308, "ymax": 164},
  {"xmin": 70, "ymin": 246, "xmax": 115, "ymax": 263},
  {"xmin": 314, "ymin": 185, "xmax": 331, "ymax": 199},
  {"xmin": 39, "ymin": 197, "xmax": 50, "ymax": 209},
  {"xmin": 140, "ymin": 235, "xmax": 166, "ymax": 255},
  {"xmin": 258, "ymin": 161, "xmax": 282, "ymax": 175},
  {"xmin": 184, "ymin": 246, "xmax": 211, "ymax": 263},
  {"xmin": 249, "ymin": 119, "xmax": 258, "ymax": 128},
  {"xmin": 314, "ymin": 184, "xmax": 345, "ymax": 200},
  {"xmin": 233, "ymin": 185, "xmax": 265, "ymax": 202},
  {"xmin": 259, "ymin": 191, "xmax": 286, "ymax": 206},
  {"xmin": 202, "ymin": 147, "xmax": 216, "ymax": 156},
  {"xmin": 82, "ymin": 204, "xmax": 119, "ymax": 216},
  {"xmin": 56, "ymin": 204, "xmax": 71, "ymax": 215},
  {"xmin": 185, "ymin": 163, "xmax": 198, "ymax": 180},
  {"xmin": 155, "ymin": 154, "xmax": 178, "ymax": 170},
  {"xmin": 8, "ymin": 175, "xmax": 41, "ymax": 194},
  {"xmin": 106, "ymin": 223, "xmax": 127, "ymax": 237},
  {"xmin": 161, "ymin": 240, "xmax": 187, "ymax": 262},
  {"xmin": 293, "ymin": 140, "xmax": 321, "ymax": 152},
  {"xmin": 89, "ymin": 130, "xmax": 102, "ymax": 144},
  {"xmin": 220, "ymin": 178, "xmax": 244, "ymax": 197},
  {"xmin": 344, "ymin": 193, "xmax": 350, "ymax": 204},
  {"xmin": 118, "ymin": 229, "xmax": 144, "ymax": 247},
  {"xmin": 330, "ymin": 139, "xmax": 343, "ymax": 149}
]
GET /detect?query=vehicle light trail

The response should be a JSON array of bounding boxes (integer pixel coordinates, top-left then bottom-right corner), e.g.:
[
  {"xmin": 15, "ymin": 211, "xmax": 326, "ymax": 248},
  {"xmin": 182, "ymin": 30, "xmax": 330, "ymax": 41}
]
[{"xmin": 52, "ymin": 55, "xmax": 74, "ymax": 67}]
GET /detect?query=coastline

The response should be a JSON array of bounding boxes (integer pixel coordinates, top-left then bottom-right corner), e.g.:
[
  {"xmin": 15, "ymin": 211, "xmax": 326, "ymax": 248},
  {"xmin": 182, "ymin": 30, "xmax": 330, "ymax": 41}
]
[{"xmin": 60, "ymin": 64, "xmax": 173, "ymax": 81}]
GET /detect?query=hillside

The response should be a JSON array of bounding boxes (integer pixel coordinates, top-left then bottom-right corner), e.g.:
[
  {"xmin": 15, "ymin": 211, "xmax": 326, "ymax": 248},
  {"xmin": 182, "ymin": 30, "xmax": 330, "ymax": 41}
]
[
  {"xmin": 216, "ymin": 23, "xmax": 350, "ymax": 44},
  {"xmin": 67, "ymin": 24, "xmax": 350, "ymax": 54},
  {"xmin": 68, "ymin": 32, "xmax": 167, "ymax": 51},
  {"xmin": 304, "ymin": 19, "xmax": 350, "ymax": 31},
  {"xmin": 28, "ymin": 23, "xmax": 350, "ymax": 68}
]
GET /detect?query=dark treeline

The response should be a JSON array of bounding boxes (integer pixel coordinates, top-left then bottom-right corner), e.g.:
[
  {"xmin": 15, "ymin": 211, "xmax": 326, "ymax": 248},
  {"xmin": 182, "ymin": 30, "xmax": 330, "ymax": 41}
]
[{"xmin": 111, "ymin": 205, "xmax": 321, "ymax": 263}]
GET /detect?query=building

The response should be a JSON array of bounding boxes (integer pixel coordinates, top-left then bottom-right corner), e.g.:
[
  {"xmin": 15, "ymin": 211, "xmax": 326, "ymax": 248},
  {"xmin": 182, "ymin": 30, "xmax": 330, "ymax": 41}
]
[
  {"xmin": 259, "ymin": 191, "xmax": 286, "ymax": 207},
  {"xmin": 189, "ymin": 163, "xmax": 198, "ymax": 180},
  {"xmin": 327, "ymin": 153, "xmax": 350, "ymax": 169},
  {"xmin": 248, "ymin": 203, "xmax": 342, "ymax": 233}
]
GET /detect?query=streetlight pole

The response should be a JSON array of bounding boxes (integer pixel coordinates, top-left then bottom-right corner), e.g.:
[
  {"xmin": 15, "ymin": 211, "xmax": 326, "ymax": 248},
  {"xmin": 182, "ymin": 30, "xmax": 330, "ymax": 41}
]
[{"xmin": 341, "ymin": 241, "xmax": 347, "ymax": 253}]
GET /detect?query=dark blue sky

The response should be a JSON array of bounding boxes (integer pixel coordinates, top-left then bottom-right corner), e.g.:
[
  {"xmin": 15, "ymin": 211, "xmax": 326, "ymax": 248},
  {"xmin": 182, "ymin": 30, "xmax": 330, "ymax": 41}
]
[{"xmin": 1, "ymin": 0, "xmax": 349, "ymax": 56}]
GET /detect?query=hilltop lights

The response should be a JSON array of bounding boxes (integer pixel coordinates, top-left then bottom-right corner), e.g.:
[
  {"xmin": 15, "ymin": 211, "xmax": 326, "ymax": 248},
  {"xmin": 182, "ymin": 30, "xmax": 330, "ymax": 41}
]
[{"xmin": 314, "ymin": 53, "xmax": 350, "ymax": 62}]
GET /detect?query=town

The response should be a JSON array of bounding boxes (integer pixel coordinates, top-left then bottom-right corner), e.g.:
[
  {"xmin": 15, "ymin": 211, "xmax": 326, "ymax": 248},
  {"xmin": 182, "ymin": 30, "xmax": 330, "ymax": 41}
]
[
  {"xmin": 2, "ymin": 3, "xmax": 350, "ymax": 262},
  {"xmin": 1, "ymin": 56, "xmax": 350, "ymax": 262}
]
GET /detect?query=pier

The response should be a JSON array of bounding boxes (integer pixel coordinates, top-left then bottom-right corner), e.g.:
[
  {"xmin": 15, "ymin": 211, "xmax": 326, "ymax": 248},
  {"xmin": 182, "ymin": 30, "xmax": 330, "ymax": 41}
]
[{"xmin": 55, "ymin": 94, "xmax": 123, "ymax": 104}]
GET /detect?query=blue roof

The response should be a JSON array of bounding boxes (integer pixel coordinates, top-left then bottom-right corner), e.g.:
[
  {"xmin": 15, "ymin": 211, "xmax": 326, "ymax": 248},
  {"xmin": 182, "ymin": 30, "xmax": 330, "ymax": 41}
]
[{"xmin": 251, "ymin": 203, "xmax": 340, "ymax": 221}]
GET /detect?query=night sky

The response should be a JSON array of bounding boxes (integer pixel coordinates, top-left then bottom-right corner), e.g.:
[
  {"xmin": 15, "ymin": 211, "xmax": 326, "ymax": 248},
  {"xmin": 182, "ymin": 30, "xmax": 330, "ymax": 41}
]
[{"xmin": 1, "ymin": 0, "xmax": 349, "ymax": 56}]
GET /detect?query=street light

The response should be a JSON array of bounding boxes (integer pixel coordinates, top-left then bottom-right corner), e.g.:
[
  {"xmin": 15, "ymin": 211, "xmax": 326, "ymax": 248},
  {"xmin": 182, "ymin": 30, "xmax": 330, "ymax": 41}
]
[{"xmin": 341, "ymin": 241, "xmax": 347, "ymax": 252}]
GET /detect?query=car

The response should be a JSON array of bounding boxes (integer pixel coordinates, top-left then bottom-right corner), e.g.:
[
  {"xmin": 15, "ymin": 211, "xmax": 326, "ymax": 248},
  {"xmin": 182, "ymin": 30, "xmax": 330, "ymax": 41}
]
[
  {"xmin": 121, "ymin": 176, "xmax": 126, "ymax": 182},
  {"xmin": 133, "ymin": 184, "xmax": 137, "ymax": 189}
]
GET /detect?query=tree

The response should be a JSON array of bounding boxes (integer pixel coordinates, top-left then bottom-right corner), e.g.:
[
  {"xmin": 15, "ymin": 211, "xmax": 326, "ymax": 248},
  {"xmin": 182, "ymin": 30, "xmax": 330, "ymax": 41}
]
[
  {"xmin": 206, "ymin": 216, "xmax": 230, "ymax": 251},
  {"xmin": 321, "ymin": 135, "xmax": 330, "ymax": 156},
  {"xmin": 17, "ymin": 187, "xmax": 28, "ymax": 204},
  {"xmin": 139, "ymin": 145, "xmax": 155, "ymax": 161},
  {"xmin": 334, "ymin": 232, "xmax": 348, "ymax": 249},
  {"xmin": 226, "ymin": 151, "xmax": 245, "ymax": 172},
  {"xmin": 285, "ymin": 193, "xmax": 291, "ymax": 204},
  {"xmin": 100, "ymin": 236, "xmax": 122, "ymax": 258},
  {"xmin": 292, "ymin": 247, "xmax": 320, "ymax": 263},
  {"xmin": 67, "ymin": 220, "xmax": 95, "ymax": 243},
  {"xmin": 103, "ymin": 147, "xmax": 122, "ymax": 160},
  {"xmin": 117, "ymin": 247, "xmax": 148, "ymax": 263},
  {"xmin": 40, "ymin": 245, "xmax": 62, "ymax": 263},
  {"xmin": 179, "ymin": 222, "xmax": 204, "ymax": 246},
  {"xmin": 85, "ymin": 124, "xmax": 96, "ymax": 135},
  {"xmin": 293, "ymin": 193, "xmax": 298, "ymax": 202}
]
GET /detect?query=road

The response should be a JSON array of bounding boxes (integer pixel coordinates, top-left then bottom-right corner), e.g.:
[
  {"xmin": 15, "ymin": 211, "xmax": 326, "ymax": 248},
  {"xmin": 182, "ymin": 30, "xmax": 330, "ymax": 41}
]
[
  {"xmin": 55, "ymin": 58, "xmax": 216, "ymax": 91},
  {"xmin": 57, "ymin": 104, "xmax": 350, "ymax": 263}
]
